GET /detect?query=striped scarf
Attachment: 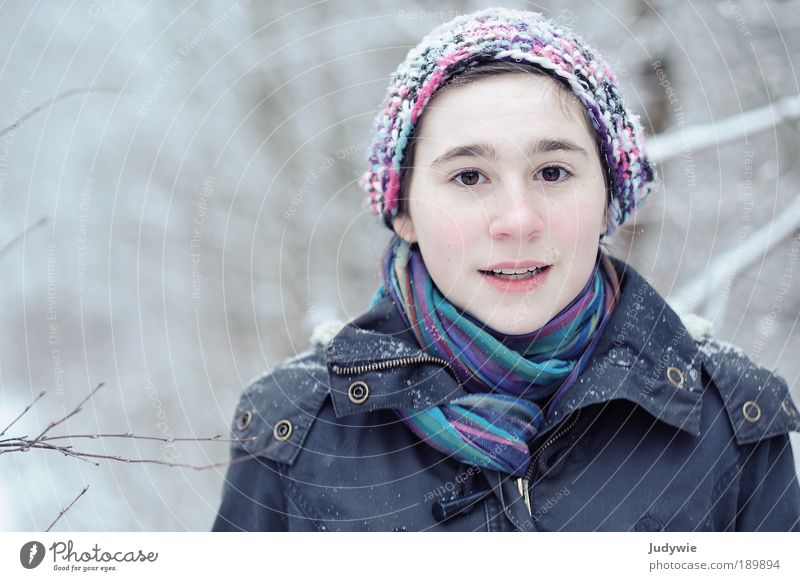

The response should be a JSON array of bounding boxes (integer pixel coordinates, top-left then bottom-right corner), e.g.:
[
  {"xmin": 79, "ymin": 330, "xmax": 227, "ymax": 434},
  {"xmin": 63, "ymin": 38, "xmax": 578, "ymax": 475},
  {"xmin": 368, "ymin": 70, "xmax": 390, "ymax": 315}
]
[{"xmin": 371, "ymin": 237, "xmax": 620, "ymax": 477}]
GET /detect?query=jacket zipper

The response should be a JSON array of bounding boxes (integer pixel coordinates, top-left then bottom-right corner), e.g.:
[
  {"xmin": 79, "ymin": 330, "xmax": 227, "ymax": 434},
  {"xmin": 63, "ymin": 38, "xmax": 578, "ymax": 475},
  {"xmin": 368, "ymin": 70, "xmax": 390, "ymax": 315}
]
[
  {"xmin": 331, "ymin": 354, "xmax": 462, "ymax": 386},
  {"xmin": 334, "ymin": 353, "xmax": 582, "ymax": 519},
  {"xmin": 516, "ymin": 408, "xmax": 582, "ymax": 517}
]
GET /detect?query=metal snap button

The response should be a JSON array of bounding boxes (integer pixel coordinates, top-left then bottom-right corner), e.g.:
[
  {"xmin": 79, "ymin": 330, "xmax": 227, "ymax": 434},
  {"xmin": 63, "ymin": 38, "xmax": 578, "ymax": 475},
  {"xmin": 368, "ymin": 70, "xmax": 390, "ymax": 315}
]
[
  {"xmin": 666, "ymin": 366, "xmax": 685, "ymax": 388},
  {"xmin": 781, "ymin": 401, "xmax": 797, "ymax": 418},
  {"xmin": 236, "ymin": 410, "xmax": 253, "ymax": 431},
  {"xmin": 348, "ymin": 380, "xmax": 369, "ymax": 404},
  {"xmin": 273, "ymin": 419, "xmax": 293, "ymax": 441},
  {"xmin": 742, "ymin": 401, "xmax": 762, "ymax": 423}
]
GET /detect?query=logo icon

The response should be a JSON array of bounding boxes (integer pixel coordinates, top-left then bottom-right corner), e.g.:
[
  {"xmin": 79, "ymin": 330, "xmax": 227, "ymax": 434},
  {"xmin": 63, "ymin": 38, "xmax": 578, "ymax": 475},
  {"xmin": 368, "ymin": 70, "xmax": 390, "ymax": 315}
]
[{"xmin": 20, "ymin": 541, "xmax": 46, "ymax": 569}]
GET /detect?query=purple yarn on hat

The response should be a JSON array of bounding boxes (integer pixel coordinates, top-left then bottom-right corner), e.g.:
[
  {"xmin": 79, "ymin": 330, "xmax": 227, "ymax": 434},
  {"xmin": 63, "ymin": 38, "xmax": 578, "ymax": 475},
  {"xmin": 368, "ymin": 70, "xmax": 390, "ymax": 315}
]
[{"xmin": 360, "ymin": 7, "xmax": 655, "ymax": 236}]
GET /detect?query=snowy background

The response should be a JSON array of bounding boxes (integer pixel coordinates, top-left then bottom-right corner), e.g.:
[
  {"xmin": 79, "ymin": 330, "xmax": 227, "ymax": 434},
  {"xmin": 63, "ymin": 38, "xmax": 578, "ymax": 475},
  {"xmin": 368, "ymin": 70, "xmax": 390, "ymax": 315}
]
[{"xmin": 1, "ymin": 0, "xmax": 799, "ymax": 531}]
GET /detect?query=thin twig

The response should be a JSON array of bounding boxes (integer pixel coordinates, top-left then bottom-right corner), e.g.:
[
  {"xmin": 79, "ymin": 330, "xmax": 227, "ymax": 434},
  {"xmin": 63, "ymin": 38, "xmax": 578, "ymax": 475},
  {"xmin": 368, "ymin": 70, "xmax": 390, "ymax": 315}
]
[
  {"xmin": 0, "ymin": 441, "xmax": 86, "ymax": 460},
  {"xmin": 0, "ymin": 390, "xmax": 46, "ymax": 437},
  {"xmin": 22, "ymin": 441, "xmax": 99, "ymax": 465},
  {"xmin": 1, "ymin": 434, "xmax": 260, "ymax": 469},
  {"xmin": 4, "ymin": 381, "xmax": 257, "ymax": 470},
  {"xmin": 48, "ymin": 451, "xmax": 227, "ymax": 470},
  {"xmin": 45, "ymin": 485, "xmax": 89, "ymax": 532},
  {"xmin": 0, "ymin": 87, "xmax": 118, "ymax": 138},
  {"xmin": 19, "ymin": 445, "xmax": 240, "ymax": 471},
  {"xmin": 37, "ymin": 433, "xmax": 244, "ymax": 443},
  {"xmin": 20, "ymin": 383, "xmax": 105, "ymax": 452},
  {"xmin": 0, "ymin": 434, "xmax": 254, "ymax": 448},
  {"xmin": 0, "ymin": 217, "xmax": 48, "ymax": 262}
]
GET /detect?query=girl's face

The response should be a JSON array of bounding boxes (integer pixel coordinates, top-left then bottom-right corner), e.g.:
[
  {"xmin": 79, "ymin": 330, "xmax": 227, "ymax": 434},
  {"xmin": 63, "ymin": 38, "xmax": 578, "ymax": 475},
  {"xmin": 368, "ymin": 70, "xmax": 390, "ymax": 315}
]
[{"xmin": 393, "ymin": 73, "xmax": 608, "ymax": 334}]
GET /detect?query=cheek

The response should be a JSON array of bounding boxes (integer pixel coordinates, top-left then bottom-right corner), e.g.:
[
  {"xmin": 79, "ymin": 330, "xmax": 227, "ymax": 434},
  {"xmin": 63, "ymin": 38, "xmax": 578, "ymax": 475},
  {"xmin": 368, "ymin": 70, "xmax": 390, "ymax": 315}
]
[
  {"xmin": 418, "ymin": 213, "xmax": 473, "ymax": 263},
  {"xmin": 550, "ymin": 193, "xmax": 605, "ymax": 245},
  {"xmin": 412, "ymin": 194, "xmax": 483, "ymax": 251},
  {"xmin": 412, "ymin": 207, "xmax": 485, "ymax": 284}
]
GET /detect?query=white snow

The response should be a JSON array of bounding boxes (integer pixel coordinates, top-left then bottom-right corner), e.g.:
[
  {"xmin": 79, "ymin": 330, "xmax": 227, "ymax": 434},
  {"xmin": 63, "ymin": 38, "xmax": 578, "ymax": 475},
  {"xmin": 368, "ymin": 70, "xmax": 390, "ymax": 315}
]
[
  {"xmin": 679, "ymin": 312, "xmax": 714, "ymax": 341},
  {"xmin": 310, "ymin": 320, "xmax": 346, "ymax": 346}
]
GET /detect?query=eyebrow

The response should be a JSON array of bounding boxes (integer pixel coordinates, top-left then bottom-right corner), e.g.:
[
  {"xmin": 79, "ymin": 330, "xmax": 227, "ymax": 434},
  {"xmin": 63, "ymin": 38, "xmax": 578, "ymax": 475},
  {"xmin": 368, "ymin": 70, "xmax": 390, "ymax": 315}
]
[{"xmin": 429, "ymin": 139, "xmax": 589, "ymax": 168}]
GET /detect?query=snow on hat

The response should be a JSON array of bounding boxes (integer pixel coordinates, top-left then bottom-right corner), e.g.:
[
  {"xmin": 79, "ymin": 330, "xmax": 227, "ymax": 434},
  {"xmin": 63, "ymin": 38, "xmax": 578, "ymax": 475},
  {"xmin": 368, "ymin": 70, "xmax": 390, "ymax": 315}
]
[{"xmin": 360, "ymin": 7, "xmax": 655, "ymax": 236}]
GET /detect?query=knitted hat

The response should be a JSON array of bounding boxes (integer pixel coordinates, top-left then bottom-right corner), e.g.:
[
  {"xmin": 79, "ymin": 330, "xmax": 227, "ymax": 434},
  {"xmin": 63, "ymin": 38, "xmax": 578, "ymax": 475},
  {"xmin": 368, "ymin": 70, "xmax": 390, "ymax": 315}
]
[{"xmin": 360, "ymin": 7, "xmax": 655, "ymax": 237}]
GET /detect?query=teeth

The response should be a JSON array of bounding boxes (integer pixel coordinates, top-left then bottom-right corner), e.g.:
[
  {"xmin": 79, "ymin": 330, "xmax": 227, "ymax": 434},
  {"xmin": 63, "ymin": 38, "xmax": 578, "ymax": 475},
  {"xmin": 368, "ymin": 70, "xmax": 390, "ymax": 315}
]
[
  {"xmin": 489, "ymin": 266, "xmax": 544, "ymax": 275},
  {"xmin": 485, "ymin": 266, "xmax": 548, "ymax": 280}
]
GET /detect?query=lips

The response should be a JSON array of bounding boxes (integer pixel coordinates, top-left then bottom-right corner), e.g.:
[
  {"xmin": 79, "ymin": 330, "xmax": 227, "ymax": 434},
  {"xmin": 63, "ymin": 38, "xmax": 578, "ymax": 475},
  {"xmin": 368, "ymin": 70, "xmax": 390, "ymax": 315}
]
[
  {"xmin": 481, "ymin": 265, "xmax": 549, "ymax": 278},
  {"xmin": 479, "ymin": 263, "xmax": 552, "ymax": 292},
  {"xmin": 483, "ymin": 260, "xmax": 551, "ymax": 270}
]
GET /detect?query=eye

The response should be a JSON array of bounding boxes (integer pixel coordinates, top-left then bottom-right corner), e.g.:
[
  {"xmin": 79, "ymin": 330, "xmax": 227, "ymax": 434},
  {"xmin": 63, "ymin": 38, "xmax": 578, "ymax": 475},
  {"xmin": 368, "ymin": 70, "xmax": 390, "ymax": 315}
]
[
  {"xmin": 451, "ymin": 169, "xmax": 486, "ymax": 187},
  {"xmin": 537, "ymin": 165, "xmax": 572, "ymax": 182}
]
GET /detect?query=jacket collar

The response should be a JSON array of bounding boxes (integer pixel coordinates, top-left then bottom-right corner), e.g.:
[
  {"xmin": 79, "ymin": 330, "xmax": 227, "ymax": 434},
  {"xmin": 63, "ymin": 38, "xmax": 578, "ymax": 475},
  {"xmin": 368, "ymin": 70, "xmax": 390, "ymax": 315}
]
[
  {"xmin": 545, "ymin": 256, "xmax": 704, "ymax": 436},
  {"xmin": 325, "ymin": 256, "xmax": 703, "ymax": 437}
]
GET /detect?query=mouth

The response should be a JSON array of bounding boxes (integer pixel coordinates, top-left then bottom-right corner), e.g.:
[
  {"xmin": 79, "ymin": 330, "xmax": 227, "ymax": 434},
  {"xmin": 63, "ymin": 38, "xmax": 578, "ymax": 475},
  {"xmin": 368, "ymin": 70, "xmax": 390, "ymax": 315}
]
[
  {"xmin": 478, "ymin": 265, "xmax": 551, "ymax": 280},
  {"xmin": 478, "ymin": 264, "xmax": 553, "ymax": 293}
]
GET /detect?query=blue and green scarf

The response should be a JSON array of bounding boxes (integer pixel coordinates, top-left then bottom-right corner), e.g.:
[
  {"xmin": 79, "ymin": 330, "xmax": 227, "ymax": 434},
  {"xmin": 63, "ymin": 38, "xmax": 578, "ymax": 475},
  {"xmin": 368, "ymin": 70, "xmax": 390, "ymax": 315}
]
[{"xmin": 370, "ymin": 237, "xmax": 620, "ymax": 477}]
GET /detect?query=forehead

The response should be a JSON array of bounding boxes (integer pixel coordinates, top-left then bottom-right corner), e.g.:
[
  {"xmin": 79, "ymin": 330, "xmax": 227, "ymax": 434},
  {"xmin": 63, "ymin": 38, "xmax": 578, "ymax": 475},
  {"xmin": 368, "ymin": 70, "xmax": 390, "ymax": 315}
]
[{"xmin": 414, "ymin": 73, "xmax": 595, "ymax": 153}]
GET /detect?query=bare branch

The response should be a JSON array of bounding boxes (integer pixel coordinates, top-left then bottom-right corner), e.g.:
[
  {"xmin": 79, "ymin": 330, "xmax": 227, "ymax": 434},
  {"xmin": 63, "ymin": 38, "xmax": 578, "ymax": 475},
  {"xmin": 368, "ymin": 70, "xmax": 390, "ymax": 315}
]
[
  {"xmin": 37, "ymin": 433, "xmax": 242, "ymax": 443},
  {"xmin": 649, "ymin": 94, "xmax": 800, "ymax": 163},
  {"xmin": 1, "ymin": 438, "xmax": 244, "ymax": 469},
  {"xmin": 0, "ymin": 389, "xmax": 46, "ymax": 437},
  {"xmin": 45, "ymin": 485, "xmax": 89, "ymax": 533},
  {"xmin": 19, "ymin": 441, "xmax": 100, "ymax": 465},
  {"xmin": 669, "ymin": 193, "xmax": 800, "ymax": 313},
  {"xmin": 32, "ymin": 450, "xmax": 234, "ymax": 471},
  {"xmin": 0, "ymin": 217, "xmax": 48, "ymax": 262},
  {"xmin": 3, "ymin": 382, "xmax": 256, "ymax": 470},
  {"xmin": 19, "ymin": 383, "xmax": 105, "ymax": 452},
  {"xmin": 0, "ymin": 87, "xmax": 119, "ymax": 138}
]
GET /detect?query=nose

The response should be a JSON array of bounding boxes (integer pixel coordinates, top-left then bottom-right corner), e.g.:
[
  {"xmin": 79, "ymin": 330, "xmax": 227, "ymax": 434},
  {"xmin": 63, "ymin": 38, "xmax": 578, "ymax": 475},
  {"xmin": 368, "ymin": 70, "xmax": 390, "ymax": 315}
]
[{"xmin": 488, "ymin": 185, "xmax": 546, "ymax": 241}]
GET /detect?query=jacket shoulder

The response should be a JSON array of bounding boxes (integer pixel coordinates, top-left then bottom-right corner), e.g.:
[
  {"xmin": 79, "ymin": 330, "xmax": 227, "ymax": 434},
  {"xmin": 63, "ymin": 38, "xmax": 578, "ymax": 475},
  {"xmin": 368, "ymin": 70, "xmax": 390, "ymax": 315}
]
[
  {"xmin": 229, "ymin": 344, "xmax": 330, "ymax": 466},
  {"xmin": 696, "ymin": 335, "xmax": 800, "ymax": 445}
]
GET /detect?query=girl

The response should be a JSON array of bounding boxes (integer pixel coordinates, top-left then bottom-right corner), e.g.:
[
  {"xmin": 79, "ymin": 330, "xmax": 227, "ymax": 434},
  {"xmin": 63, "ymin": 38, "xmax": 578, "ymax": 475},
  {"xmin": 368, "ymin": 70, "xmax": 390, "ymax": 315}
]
[{"xmin": 213, "ymin": 7, "xmax": 800, "ymax": 532}]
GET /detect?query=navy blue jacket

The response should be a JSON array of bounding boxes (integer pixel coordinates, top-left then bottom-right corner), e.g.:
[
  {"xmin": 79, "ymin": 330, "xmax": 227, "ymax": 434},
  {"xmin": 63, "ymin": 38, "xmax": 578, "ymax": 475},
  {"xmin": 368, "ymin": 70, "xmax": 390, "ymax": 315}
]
[{"xmin": 212, "ymin": 257, "xmax": 800, "ymax": 531}]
